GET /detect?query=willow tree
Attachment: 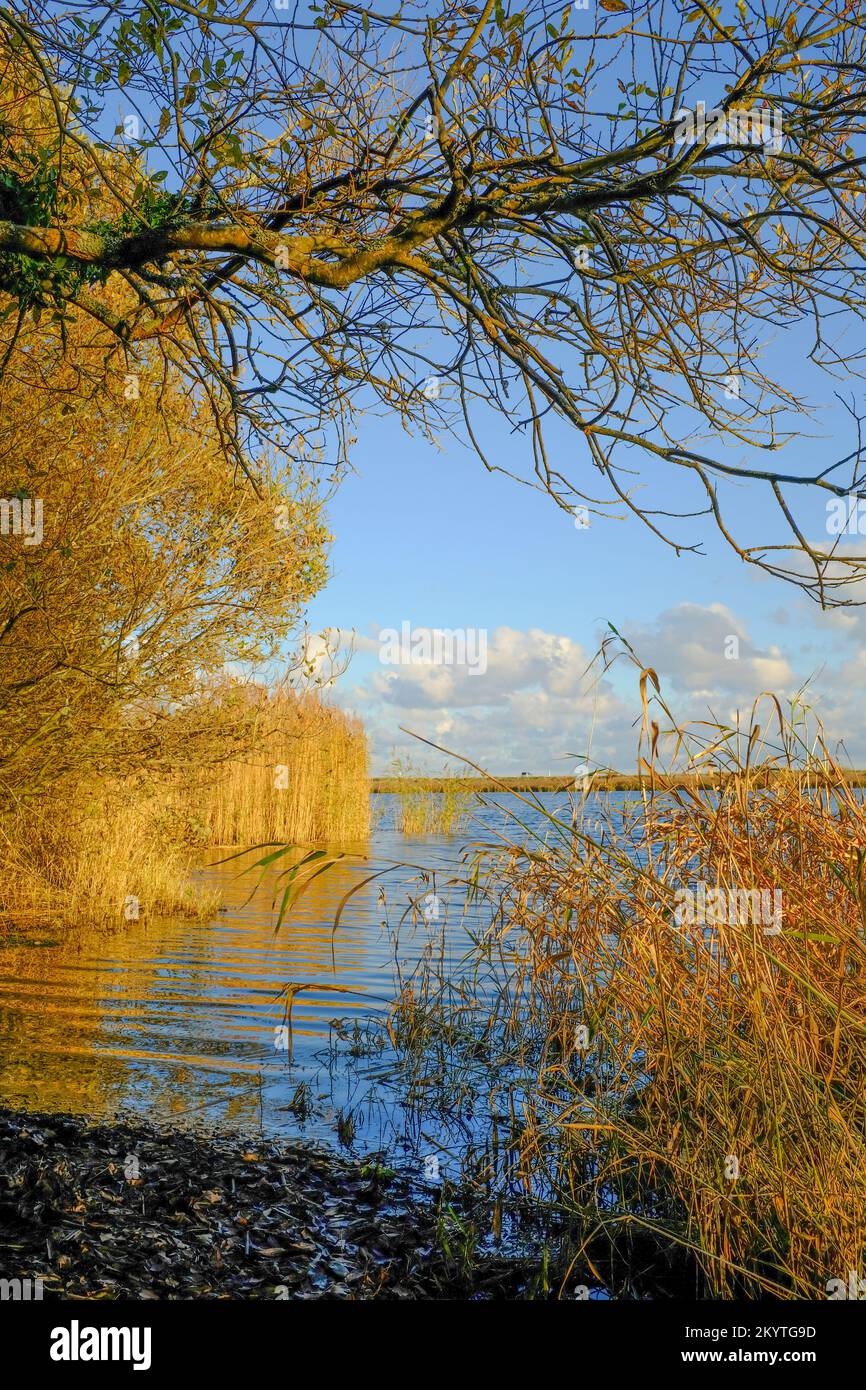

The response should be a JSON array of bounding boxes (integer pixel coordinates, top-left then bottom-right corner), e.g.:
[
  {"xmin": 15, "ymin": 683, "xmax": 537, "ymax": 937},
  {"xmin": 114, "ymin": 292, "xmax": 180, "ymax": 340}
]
[
  {"xmin": 0, "ymin": 306, "xmax": 330, "ymax": 804},
  {"xmin": 1, "ymin": 0, "xmax": 866, "ymax": 603}
]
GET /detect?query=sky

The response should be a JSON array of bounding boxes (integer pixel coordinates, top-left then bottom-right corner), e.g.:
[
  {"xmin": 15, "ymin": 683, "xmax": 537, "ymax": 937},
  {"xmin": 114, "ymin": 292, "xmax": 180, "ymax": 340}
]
[
  {"xmin": 302, "ymin": 371, "xmax": 866, "ymax": 775},
  {"xmin": 40, "ymin": 0, "xmax": 864, "ymax": 776},
  {"xmin": 220, "ymin": 1, "xmax": 866, "ymax": 776}
]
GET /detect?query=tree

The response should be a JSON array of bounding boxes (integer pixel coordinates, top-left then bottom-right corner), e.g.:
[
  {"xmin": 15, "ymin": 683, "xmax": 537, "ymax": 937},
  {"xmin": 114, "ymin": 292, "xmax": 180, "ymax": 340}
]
[
  {"xmin": 0, "ymin": 297, "xmax": 330, "ymax": 804},
  {"xmin": 1, "ymin": 1, "xmax": 866, "ymax": 603}
]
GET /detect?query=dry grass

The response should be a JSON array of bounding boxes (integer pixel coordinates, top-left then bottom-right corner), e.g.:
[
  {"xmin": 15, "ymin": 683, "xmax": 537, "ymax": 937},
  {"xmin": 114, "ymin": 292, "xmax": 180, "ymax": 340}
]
[
  {"xmin": 492, "ymin": 776, "xmax": 866, "ymax": 1297},
  {"xmin": 372, "ymin": 769, "xmax": 866, "ymax": 792},
  {"xmin": 0, "ymin": 690, "xmax": 369, "ymax": 926},
  {"xmin": 372, "ymin": 655, "xmax": 866, "ymax": 1298},
  {"xmin": 0, "ymin": 780, "xmax": 213, "ymax": 926}
]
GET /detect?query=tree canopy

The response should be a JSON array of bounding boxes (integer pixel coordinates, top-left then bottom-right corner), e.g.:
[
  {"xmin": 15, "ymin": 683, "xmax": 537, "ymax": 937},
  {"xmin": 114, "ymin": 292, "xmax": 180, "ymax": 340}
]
[{"xmin": 1, "ymin": 1, "xmax": 866, "ymax": 602}]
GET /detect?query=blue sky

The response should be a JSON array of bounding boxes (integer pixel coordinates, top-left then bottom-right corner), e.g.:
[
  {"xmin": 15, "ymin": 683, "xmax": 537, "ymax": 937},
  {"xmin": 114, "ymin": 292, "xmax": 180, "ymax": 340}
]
[
  {"xmin": 303, "ymin": 368, "xmax": 866, "ymax": 773},
  {"xmin": 51, "ymin": 0, "xmax": 864, "ymax": 773},
  {"xmin": 64, "ymin": 0, "xmax": 864, "ymax": 775}
]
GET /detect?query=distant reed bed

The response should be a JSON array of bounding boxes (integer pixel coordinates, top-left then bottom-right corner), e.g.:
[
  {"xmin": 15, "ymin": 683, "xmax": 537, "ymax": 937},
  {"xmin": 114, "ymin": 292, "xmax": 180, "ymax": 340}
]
[{"xmin": 386, "ymin": 757, "xmax": 473, "ymax": 836}]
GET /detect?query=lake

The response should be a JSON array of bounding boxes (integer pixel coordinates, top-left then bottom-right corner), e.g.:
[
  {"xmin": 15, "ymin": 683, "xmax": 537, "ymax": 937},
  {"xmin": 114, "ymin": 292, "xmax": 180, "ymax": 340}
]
[{"xmin": 0, "ymin": 792, "xmax": 628, "ymax": 1179}]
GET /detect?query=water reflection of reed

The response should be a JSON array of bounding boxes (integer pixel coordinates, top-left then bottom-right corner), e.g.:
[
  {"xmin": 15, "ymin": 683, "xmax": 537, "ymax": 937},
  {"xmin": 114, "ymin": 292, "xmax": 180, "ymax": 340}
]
[{"xmin": 0, "ymin": 794, "xmax": 612, "ymax": 1147}]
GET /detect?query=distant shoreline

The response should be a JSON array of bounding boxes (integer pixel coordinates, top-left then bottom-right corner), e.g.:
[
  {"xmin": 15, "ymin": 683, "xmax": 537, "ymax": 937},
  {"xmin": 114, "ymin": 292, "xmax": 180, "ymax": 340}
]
[{"xmin": 371, "ymin": 771, "xmax": 866, "ymax": 792}]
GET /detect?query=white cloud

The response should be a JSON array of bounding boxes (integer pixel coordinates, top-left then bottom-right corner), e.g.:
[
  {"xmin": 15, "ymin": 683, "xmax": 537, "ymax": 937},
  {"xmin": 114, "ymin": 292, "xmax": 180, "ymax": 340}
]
[
  {"xmin": 369, "ymin": 625, "xmax": 593, "ymax": 709},
  {"xmin": 621, "ymin": 603, "xmax": 796, "ymax": 698},
  {"xmin": 335, "ymin": 625, "xmax": 628, "ymax": 771},
  {"xmin": 328, "ymin": 604, "xmax": 866, "ymax": 771}
]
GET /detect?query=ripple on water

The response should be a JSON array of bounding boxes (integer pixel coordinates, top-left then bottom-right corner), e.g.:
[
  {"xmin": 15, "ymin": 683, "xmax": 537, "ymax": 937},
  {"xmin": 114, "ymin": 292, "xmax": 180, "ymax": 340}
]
[{"xmin": 0, "ymin": 792, "xmax": 633, "ymax": 1164}]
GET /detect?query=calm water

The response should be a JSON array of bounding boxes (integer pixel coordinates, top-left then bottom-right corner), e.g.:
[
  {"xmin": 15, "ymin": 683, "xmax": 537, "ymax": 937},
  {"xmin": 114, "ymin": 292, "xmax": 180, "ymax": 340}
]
[{"xmin": 0, "ymin": 793, "xmax": 624, "ymax": 1172}]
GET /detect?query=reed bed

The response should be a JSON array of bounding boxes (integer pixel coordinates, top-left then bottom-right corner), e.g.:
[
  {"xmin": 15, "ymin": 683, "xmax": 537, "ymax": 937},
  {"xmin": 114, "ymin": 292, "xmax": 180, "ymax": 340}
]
[
  {"xmin": 187, "ymin": 691, "xmax": 369, "ymax": 846},
  {"xmin": 387, "ymin": 758, "xmax": 474, "ymax": 836},
  {"xmin": 0, "ymin": 691, "xmax": 369, "ymax": 926},
  {"xmin": 368, "ymin": 660, "xmax": 866, "ymax": 1298},
  {"xmin": 0, "ymin": 780, "xmax": 212, "ymax": 926}
]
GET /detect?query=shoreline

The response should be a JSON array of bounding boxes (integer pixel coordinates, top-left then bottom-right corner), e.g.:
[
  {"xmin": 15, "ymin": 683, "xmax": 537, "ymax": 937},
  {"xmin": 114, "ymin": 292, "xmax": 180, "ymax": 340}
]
[
  {"xmin": 0, "ymin": 1107, "xmax": 535, "ymax": 1301},
  {"xmin": 370, "ymin": 770, "xmax": 866, "ymax": 792}
]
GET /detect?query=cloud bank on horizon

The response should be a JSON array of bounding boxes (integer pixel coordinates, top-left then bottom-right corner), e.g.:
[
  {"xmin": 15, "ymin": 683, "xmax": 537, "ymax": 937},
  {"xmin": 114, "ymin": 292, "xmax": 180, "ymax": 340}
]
[{"xmin": 307, "ymin": 600, "xmax": 865, "ymax": 775}]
